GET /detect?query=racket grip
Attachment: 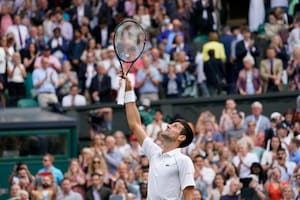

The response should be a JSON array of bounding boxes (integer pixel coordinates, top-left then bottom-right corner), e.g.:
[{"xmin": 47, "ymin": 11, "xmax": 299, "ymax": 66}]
[{"xmin": 117, "ymin": 79, "xmax": 126, "ymax": 105}]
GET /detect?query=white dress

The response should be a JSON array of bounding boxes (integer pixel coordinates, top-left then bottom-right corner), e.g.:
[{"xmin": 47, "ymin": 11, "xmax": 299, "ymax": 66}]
[{"xmin": 249, "ymin": 0, "xmax": 265, "ymax": 32}]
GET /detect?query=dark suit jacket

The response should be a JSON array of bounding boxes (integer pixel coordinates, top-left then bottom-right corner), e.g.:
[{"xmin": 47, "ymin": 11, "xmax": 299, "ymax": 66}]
[
  {"xmin": 170, "ymin": 44, "xmax": 195, "ymax": 62},
  {"xmin": 70, "ymin": 5, "xmax": 92, "ymax": 29},
  {"xmin": 92, "ymin": 25, "xmax": 112, "ymax": 48},
  {"xmin": 90, "ymin": 74, "xmax": 113, "ymax": 103},
  {"xmin": 48, "ymin": 37, "xmax": 69, "ymax": 55},
  {"xmin": 98, "ymin": 3, "xmax": 115, "ymax": 31},
  {"xmin": 85, "ymin": 186, "xmax": 112, "ymax": 200},
  {"xmin": 204, "ymin": 57, "xmax": 226, "ymax": 85}
]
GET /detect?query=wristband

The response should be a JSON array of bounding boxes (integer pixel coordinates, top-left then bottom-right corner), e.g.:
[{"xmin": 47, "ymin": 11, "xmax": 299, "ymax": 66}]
[{"xmin": 124, "ymin": 90, "xmax": 136, "ymax": 104}]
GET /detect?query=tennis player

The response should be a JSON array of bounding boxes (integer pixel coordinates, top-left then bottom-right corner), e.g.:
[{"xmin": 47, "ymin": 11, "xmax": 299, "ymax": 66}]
[{"xmin": 123, "ymin": 77, "xmax": 195, "ymax": 200}]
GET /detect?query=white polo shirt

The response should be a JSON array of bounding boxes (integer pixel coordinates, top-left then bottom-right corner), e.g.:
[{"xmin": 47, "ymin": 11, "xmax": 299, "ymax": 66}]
[{"xmin": 142, "ymin": 137, "xmax": 195, "ymax": 200}]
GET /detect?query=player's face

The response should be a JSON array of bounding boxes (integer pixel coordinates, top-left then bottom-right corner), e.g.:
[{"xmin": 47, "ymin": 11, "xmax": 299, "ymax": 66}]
[{"xmin": 161, "ymin": 122, "xmax": 184, "ymax": 142}]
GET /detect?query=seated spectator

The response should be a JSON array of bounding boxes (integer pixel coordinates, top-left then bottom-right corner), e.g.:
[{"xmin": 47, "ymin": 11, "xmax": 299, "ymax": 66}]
[
  {"xmin": 289, "ymin": 138, "xmax": 300, "ymax": 164},
  {"xmin": 236, "ymin": 55, "xmax": 262, "ymax": 95},
  {"xmin": 225, "ymin": 110, "xmax": 246, "ymax": 144},
  {"xmin": 57, "ymin": 61, "xmax": 78, "ymax": 101},
  {"xmin": 7, "ymin": 52, "xmax": 27, "ymax": 106},
  {"xmin": 86, "ymin": 172, "xmax": 112, "ymax": 200},
  {"xmin": 261, "ymin": 136, "xmax": 282, "ymax": 170},
  {"xmin": 269, "ymin": 35, "xmax": 289, "ymax": 70},
  {"xmin": 281, "ymin": 184, "xmax": 295, "ymax": 200},
  {"xmin": 90, "ymin": 63, "xmax": 113, "ymax": 103},
  {"xmin": 113, "ymin": 130, "xmax": 131, "ymax": 156},
  {"xmin": 192, "ymin": 188, "xmax": 203, "ymax": 200},
  {"xmin": 162, "ymin": 61, "xmax": 183, "ymax": 98},
  {"xmin": 87, "ymin": 155, "xmax": 108, "ymax": 187},
  {"xmin": 8, "ymin": 162, "xmax": 34, "ymax": 192},
  {"xmin": 260, "ymin": 47, "xmax": 284, "ymax": 93},
  {"xmin": 79, "ymin": 147, "xmax": 93, "ymax": 174},
  {"xmin": 287, "ymin": 45, "xmax": 300, "ymax": 91},
  {"xmin": 220, "ymin": 177, "xmax": 241, "ymax": 200},
  {"xmin": 31, "ymin": 174, "xmax": 58, "ymax": 200},
  {"xmin": 103, "ymin": 136, "xmax": 123, "ymax": 177},
  {"xmin": 36, "ymin": 153, "xmax": 63, "ymax": 185},
  {"xmin": 204, "ymin": 49, "xmax": 227, "ymax": 96},
  {"xmin": 273, "ymin": 148, "xmax": 296, "ymax": 182},
  {"xmin": 56, "ymin": 177, "xmax": 83, "ymax": 200},
  {"xmin": 62, "ymin": 84, "xmax": 86, "ymax": 107},
  {"xmin": 32, "ymin": 56, "xmax": 58, "ymax": 107},
  {"xmin": 34, "ymin": 45, "xmax": 61, "ymax": 72},
  {"xmin": 246, "ymin": 120, "xmax": 265, "ymax": 148},
  {"xmin": 64, "ymin": 159, "xmax": 86, "ymax": 198},
  {"xmin": 8, "ymin": 184, "xmax": 21, "ymax": 200}
]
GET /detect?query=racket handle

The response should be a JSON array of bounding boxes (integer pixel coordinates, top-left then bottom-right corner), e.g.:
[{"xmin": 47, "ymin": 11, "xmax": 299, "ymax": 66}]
[{"xmin": 117, "ymin": 79, "xmax": 126, "ymax": 105}]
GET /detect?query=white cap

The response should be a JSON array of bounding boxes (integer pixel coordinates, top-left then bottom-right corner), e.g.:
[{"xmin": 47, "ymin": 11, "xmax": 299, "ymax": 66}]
[{"xmin": 270, "ymin": 112, "xmax": 282, "ymax": 119}]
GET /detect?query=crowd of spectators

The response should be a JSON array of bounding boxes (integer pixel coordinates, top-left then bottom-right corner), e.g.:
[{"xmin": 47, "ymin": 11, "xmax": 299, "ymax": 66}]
[
  {"xmin": 0, "ymin": 0, "xmax": 299, "ymax": 109},
  {"xmin": 2, "ymin": 0, "xmax": 300, "ymax": 199}
]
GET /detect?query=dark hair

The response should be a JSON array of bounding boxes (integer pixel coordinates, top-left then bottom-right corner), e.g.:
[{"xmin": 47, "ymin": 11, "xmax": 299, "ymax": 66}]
[
  {"xmin": 269, "ymin": 135, "xmax": 282, "ymax": 151},
  {"xmin": 250, "ymin": 162, "xmax": 267, "ymax": 184},
  {"xmin": 208, "ymin": 49, "xmax": 215, "ymax": 58},
  {"xmin": 174, "ymin": 119, "xmax": 194, "ymax": 148}
]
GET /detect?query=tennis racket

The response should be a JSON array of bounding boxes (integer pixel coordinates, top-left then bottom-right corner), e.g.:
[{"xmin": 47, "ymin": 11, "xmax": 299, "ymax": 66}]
[{"xmin": 113, "ymin": 18, "xmax": 146, "ymax": 105}]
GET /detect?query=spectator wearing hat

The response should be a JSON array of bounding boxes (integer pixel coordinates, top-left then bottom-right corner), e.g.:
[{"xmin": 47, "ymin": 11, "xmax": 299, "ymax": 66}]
[
  {"xmin": 244, "ymin": 101, "xmax": 270, "ymax": 133},
  {"xmin": 34, "ymin": 44, "xmax": 61, "ymax": 72}
]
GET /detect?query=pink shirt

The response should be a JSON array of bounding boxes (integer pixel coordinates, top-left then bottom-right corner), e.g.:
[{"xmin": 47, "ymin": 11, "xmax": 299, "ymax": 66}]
[
  {"xmin": 34, "ymin": 55, "xmax": 61, "ymax": 71},
  {"xmin": 1, "ymin": 15, "xmax": 13, "ymax": 36}
]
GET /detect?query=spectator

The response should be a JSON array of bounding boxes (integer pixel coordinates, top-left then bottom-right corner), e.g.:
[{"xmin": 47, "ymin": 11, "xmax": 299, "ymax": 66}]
[
  {"xmin": 273, "ymin": 148, "xmax": 296, "ymax": 182},
  {"xmin": 133, "ymin": 5, "xmax": 151, "ymax": 31},
  {"xmin": 261, "ymin": 135, "xmax": 282, "ymax": 171},
  {"xmin": 146, "ymin": 109, "xmax": 168, "ymax": 141},
  {"xmin": 250, "ymin": 162, "xmax": 267, "ymax": 188},
  {"xmin": 87, "ymin": 154, "xmax": 108, "ymax": 187},
  {"xmin": 137, "ymin": 55, "xmax": 160, "ymax": 101},
  {"xmin": 264, "ymin": 11, "xmax": 288, "ymax": 41},
  {"xmin": 37, "ymin": 153, "xmax": 63, "ymax": 185},
  {"xmin": 34, "ymin": 44, "xmax": 61, "ymax": 72},
  {"xmin": 32, "ymin": 56, "xmax": 58, "ymax": 107},
  {"xmin": 56, "ymin": 177, "xmax": 83, "ymax": 200},
  {"xmin": 225, "ymin": 110, "xmax": 246, "ymax": 144},
  {"xmin": 295, "ymin": 95, "xmax": 300, "ymax": 123},
  {"xmin": 236, "ymin": 55, "xmax": 262, "ymax": 95},
  {"xmin": 62, "ymin": 84, "xmax": 86, "ymax": 107},
  {"xmin": 90, "ymin": 63, "xmax": 113, "ymax": 103},
  {"xmin": 9, "ymin": 163, "xmax": 34, "ymax": 191},
  {"xmin": 193, "ymin": 154, "xmax": 216, "ymax": 187},
  {"xmin": 244, "ymin": 101, "xmax": 271, "ymax": 133},
  {"xmin": 202, "ymin": 32, "xmax": 226, "ymax": 63},
  {"xmin": 103, "ymin": 136, "xmax": 123, "ymax": 176},
  {"xmin": 170, "ymin": 32, "xmax": 194, "ymax": 62},
  {"xmin": 246, "ymin": 120, "xmax": 265, "ymax": 148},
  {"xmin": 192, "ymin": 0, "xmax": 215, "ymax": 36},
  {"xmin": 287, "ymin": 45, "xmax": 300, "ymax": 91},
  {"xmin": 0, "ymin": 35, "xmax": 7, "ymax": 108},
  {"xmin": 260, "ymin": 47, "xmax": 284, "ymax": 93},
  {"xmin": 204, "ymin": 49, "xmax": 227, "ymax": 96},
  {"xmin": 232, "ymin": 139, "xmax": 259, "ymax": 178},
  {"xmin": 220, "ymin": 177, "xmax": 241, "ymax": 200},
  {"xmin": 219, "ymin": 98, "xmax": 237, "ymax": 134},
  {"xmin": 211, "ymin": 173, "xmax": 226, "ymax": 200},
  {"xmin": 162, "ymin": 61, "xmax": 183, "ymax": 98},
  {"xmin": 7, "ymin": 52, "xmax": 27, "ymax": 106},
  {"xmin": 289, "ymin": 138, "xmax": 300, "ymax": 164},
  {"xmin": 0, "ymin": 4, "xmax": 13, "ymax": 37},
  {"xmin": 64, "ymin": 159, "xmax": 86, "ymax": 198},
  {"xmin": 19, "ymin": 190, "xmax": 29, "ymax": 200},
  {"xmin": 24, "ymin": 26, "xmax": 38, "ymax": 49},
  {"xmin": 36, "ymin": 25, "xmax": 49, "ymax": 51},
  {"xmin": 68, "ymin": 29, "xmax": 86, "ymax": 73},
  {"xmin": 70, "ymin": 0, "xmax": 92, "ymax": 29},
  {"xmin": 79, "ymin": 147, "xmax": 93, "ymax": 174},
  {"xmin": 91, "ymin": 18, "xmax": 112, "ymax": 49},
  {"xmin": 269, "ymin": 34, "xmax": 289, "ymax": 70},
  {"xmin": 281, "ymin": 184, "xmax": 295, "ymax": 200},
  {"xmin": 248, "ymin": 0, "xmax": 265, "ymax": 32},
  {"xmin": 31, "ymin": 174, "xmax": 58, "ymax": 200},
  {"xmin": 48, "ymin": 27, "xmax": 69, "ymax": 63},
  {"xmin": 192, "ymin": 188, "xmax": 203, "ymax": 200},
  {"xmin": 22, "ymin": 42, "xmax": 38, "ymax": 73},
  {"xmin": 6, "ymin": 14, "xmax": 29, "ymax": 51},
  {"xmin": 51, "ymin": 7, "xmax": 73, "ymax": 42},
  {"xmin": 81, "ymin": 38, "xmax": 102, "ymax": 64},
  {"xmin": 288, "ymin": 16, "xmax": 300, "ymax": 54},
  {"xmin": 165, "ymin": 19, "xmax": 184, "ymax": 53},
  {"xmin": 113, "ymin": 130, "xmax": 131, "ymax": 156},
  {"xmin": 263, "ymin": 167, "xmax": 287, "ymax": 200},
  {"xmin": 139, "ymin": 181, "xmax": 148, "ymax": 200},
  {"xmin": 8, "ymin": 184, "xmax": 20, "ymax": 200},
  {"xmin": 57, "ymin": 61, "xmax": 78, "ymax": 101},
  {"xmin": 86, "ymin": 172, "xmax": 112, "ymax": 200}
]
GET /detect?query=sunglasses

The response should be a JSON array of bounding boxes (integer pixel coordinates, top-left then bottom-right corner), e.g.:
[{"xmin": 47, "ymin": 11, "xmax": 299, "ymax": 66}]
[{"xmin": 93, "ymin": 161, "xmax": 100, "ymax": 164}]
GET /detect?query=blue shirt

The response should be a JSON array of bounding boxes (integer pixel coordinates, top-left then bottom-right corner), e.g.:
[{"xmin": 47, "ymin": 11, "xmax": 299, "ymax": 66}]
[
  {"xmin": 137, "ymin": 66, "xmax": 160, "ymax": 94},
  {"xmin": 32, "ymin": 67, "xmax": 58, "ymax": 94},
  {"xmin": 290, "ymin": 148, "xmax": 300, "ymax": 164},
  {"xmin": 104, "ymin": 148, "xmax": 123, "ymax": 176},
  {"xmin": 38, "ymin": 166, "xmax": 63, "ymax": 185}
]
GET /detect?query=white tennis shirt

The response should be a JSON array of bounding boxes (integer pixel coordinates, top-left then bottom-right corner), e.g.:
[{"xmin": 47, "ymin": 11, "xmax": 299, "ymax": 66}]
[{"xmin": 142, "ymin": 137, "xmax": 195, "ymax": 200}]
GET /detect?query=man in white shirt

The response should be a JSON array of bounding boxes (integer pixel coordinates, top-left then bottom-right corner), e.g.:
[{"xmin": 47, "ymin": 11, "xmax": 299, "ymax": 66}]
[
  {"xmin": 6, "ymin": 14, "xmax": 28, "ymax": 51},
  {"xmin": 146, "ymin": 109, "xmax": 168, "ymax": 141},
  {"xmin": 124, "ymin": 77, "xmax": 195, "ymax": 200},
  {"xmin": 62, "ymin": 84, "xmax": 86, "ymax": 107}
]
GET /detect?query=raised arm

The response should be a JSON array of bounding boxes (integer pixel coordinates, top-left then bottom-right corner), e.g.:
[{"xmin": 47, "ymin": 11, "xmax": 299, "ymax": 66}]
[{"xmin": 124, "ymin": 77, "xmax": 147, "ymax": 145}]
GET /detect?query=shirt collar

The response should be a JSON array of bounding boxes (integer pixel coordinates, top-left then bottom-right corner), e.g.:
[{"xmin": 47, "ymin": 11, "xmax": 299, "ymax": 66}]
[{"xmin": 161, "ymin": 148, "xmax": 181, "ymax": 157}]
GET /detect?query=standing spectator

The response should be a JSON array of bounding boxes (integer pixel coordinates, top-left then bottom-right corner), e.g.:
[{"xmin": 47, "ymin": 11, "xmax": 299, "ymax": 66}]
[
  {"xmin": 70, "ymin": 0, "xmax": 92, "ymax": 29},
  {"xmin": 165, "ymin": 19, "xmax": 184, "ymax": 53},
  {"xmin": 246, "ymin": 120, "xmax": 265, "ymax": 148},
  {"xmin": 289, "ymin": 138, "xmax": 300, "ymax": 164},
  {"xmin": 7, "ymin": 52, "xmax": 26, "ymax": 105},
  {"xmin": 204, "ymin": 49, "xmax": 226, "ymax": 96},
  {"xmin": 63, "ymin": 159, "xmax": 86, "ymax": 199},
  {"xmin": 232, "ymin": 140, "xmax": 259, "ymax": 178},
  {"xmin": 48, "ymin": 27, "xmax": 69, "ymax": 64},
  {"xmin": 192, "ymin": 0, "xmax": 215, "ymax": 36},
  {"xmin": 103, "ymin": 136, "xmax": 123, "ymax": 176},
  {"xmin": 8, "ymin": 184, "xmax": 21, "ymax": 200},
  {"xmin": 248, "ymin": 0, "xmax": 265, "ymax": 32},
  {"xmin": 219, "ymin": 98, "xmax": 237, "ymax": 134},
  {"xmin": 32, "ymin": 56, "xmax": 58, "ymax": 107},
  {"xmin": 220, "ymin": 178, "xmax": 241, "ymax": 200},
  {"xmin": 57, "ymin": 61, "xmax": 78, "ymax": 101},
  {"xmin": 114, "ymin": 130, "xmax": 131, "ymax": 156},
  {"xmin": 133, "ymin": 5, "xmax": 151, "ymax": 31},
  {"xmin": 225, "ymin": 110, "xmax": 246, "ymax": 144},
  {"xmin": 86, "ymin": 172, "xmax": 112, "ymax": 200},
  {"xmin": 51, "ymin": 7, "xmax": 73, "ymax": 42},
  {"xmin": 261, "ymin": 136, "xmax": 282, "ymax": 170},
  {"xmin": 0, "ymin": 4, "xmax": 13, "ymax": 37},
  {"xmin": 0, "ymin": 35, "xmax": 7, "ymax": 108},
  {"xmin": 6, "ymin": 14, "xmax": 29, "ymax": 51},
  {"xmin": 68, "ymin": 29, "xmax": 86, "ymax": 74},
  {"xmin": 56, "ymin": 177, "xmax": 83, "ymax": 200},
  {"xmin": 211, "ymin": 173, "xmax": 226, "ymax": 200},
  {"xmin": 287, "ymin": 45, "xmax": 300, "ymax": 91},
  {"xmin": 137, "ymin": 55, "xmax": 160, "ymax": 101},
  {"xmin": 97, "ymin": 0, "xmax": 118, "ymax": 33},
  {"xmin": 34, "ymin": 45, "xmax": 61, "ymax": 72},
  {"xmin": 170, "ymin": 32, "xmax": 194, "ymax": 62},
  {"xmin": 269, "ymin": 35, "xmax": 289, "ymax": 70},
  {"xmin": 37, "ymin": 153, "xmax": 63, "ymax": 185},
  {"xmin": 31, "ymin": 174, "xmax": 58, "ymax": 200},
  {"xmin": 24, "ymin": 26, "xmax": 38, "ymax": 50},
  {"xmin": 162, "ymin": 61, "xmax": 183, "ymax": 98},
  {"xmin": 87, "ymin": 155, "xmax": 108, "ymax": 187},
  {"xmin": 193, "ymin": 154, "xmax": 216, "ymax": 188},
  {"xmin": 273, "ymin": 148, "xmax": 296, "ymax": 182},
  {"xmin": 91, "ymin": 18, "xmax": 112, "ymax": 49},
  {"xmin": 22, "ymin": 42, "xmax": 38, "ymax": 73},
  {"xmin": 260, "ymin": 47, "xmax": 284, "ymax": 93},
  {"xmin": 288, "ymin": 16, "xmax": 300, "ymax": 54},
  {"xmin": 89, "ymin": 63, "xmax": 113, "ymax": 103},
  {"xmin": 81, "ymin": 38, "xmax": 102, "ymax": 64},
  {"xmin": 263, "ymin": 167, "xmax": 287, "ymax": 200},
  {"xmin": 146, "ymin": 109, "xmax": 168, "ymax": 141},
  {"xmin": 202, "ymin": 32, "xmax": 226, "ymax": 63},
  {"xmin": 236, "ymin": 55, "xmax": 262, "ymax": 95}
]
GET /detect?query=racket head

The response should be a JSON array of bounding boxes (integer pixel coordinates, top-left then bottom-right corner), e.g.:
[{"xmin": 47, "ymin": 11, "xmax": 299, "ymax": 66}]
[{"xmin": 113, "ymin": 19, "xmax": 146, "ymax": 64}]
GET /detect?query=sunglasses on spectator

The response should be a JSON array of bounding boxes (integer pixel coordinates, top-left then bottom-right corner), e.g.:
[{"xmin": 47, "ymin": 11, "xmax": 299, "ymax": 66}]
[{"xmin": 93, "ymin": 160, "xmax": 100, "ymax": 164}]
